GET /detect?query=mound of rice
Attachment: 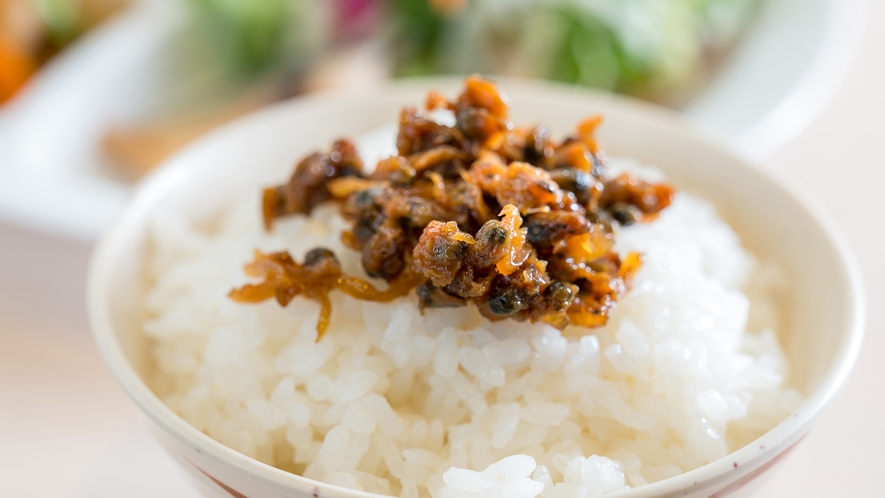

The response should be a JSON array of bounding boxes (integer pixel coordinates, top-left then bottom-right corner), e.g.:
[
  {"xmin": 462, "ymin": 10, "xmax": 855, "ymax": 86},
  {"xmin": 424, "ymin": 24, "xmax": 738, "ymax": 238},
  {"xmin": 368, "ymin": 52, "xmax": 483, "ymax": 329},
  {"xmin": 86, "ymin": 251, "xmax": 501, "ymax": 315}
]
[{"xmin": 144, "ymin": 159, "xmax": 801, "ymax": 498}]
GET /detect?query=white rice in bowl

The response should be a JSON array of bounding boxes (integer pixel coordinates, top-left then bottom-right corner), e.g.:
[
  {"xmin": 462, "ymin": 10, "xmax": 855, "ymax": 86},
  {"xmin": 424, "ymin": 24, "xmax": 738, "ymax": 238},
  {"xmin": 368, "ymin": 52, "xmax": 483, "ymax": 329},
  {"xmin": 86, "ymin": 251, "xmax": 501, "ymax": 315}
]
[{"xmin": 143, "ymin": 159, "xmax": 801, "ymax": 498}]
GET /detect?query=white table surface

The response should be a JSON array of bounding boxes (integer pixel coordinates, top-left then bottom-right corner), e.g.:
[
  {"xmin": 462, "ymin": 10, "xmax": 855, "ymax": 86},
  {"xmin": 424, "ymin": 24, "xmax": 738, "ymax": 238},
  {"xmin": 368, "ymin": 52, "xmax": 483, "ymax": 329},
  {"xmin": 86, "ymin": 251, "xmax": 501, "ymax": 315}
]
[{"xmin": 2, "ymin": 3, "xmax": 883, "ymax": 496}]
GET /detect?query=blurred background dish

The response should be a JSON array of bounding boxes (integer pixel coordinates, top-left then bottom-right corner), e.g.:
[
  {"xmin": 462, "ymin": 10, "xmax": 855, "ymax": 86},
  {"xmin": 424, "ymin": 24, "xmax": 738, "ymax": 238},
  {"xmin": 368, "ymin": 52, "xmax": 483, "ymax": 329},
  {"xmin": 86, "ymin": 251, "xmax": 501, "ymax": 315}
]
[
  {"xmin": 0, "ymin": 0, "xmax": 864, "ymax": 241},
  {"xmin": 0, "ymin": 0, "xmax": 129, "ymax": 104}
]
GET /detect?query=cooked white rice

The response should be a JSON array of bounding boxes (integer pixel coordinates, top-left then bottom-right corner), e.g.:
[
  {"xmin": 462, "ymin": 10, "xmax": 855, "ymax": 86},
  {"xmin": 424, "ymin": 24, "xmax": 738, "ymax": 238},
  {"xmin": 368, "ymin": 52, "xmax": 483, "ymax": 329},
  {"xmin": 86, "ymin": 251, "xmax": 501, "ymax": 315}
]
[{"xmin": 144, "ymin": 159, "xmax": 801, "ymax": 498}]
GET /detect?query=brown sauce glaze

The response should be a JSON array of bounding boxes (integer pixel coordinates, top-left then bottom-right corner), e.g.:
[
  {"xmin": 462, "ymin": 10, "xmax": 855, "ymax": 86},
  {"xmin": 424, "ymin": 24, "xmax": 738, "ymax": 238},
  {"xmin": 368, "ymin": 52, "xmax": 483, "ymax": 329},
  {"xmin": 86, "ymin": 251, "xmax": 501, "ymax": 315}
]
[{"xmin": 232, "ymin": 76, "xmax": 675, "ymax": 339}]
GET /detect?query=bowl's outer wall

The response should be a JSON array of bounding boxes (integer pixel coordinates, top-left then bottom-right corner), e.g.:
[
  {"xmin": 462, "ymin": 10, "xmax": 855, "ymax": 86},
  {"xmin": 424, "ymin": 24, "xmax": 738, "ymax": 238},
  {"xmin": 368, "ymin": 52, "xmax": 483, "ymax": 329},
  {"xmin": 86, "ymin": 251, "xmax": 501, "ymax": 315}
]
[
  {"xmin": 149, "ymin": 418, "xmax": 791, "ymax": 498},
  {"xmin": 90, "ymin": 80, "xmax": 864, "ymax": 498}
]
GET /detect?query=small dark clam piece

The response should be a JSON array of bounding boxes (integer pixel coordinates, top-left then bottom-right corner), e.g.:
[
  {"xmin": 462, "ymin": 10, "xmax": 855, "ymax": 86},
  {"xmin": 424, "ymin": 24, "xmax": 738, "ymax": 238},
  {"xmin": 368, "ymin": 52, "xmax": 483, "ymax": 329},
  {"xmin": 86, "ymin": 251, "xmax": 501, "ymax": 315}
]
[
  {"xmin": 487, "ymin": 287, "xmax": 527, "ymax": 316},
  {"xmin": 543, "ymin": 281, "xmax": 575, "ymax": 311},
  {"xmin": 413, "ymin": 221, "xmax": 473, "ymax": 286},
  {"xmin": 525, "ymin": 211, "xmax": 592, "ymax": 249},
  {"xmin": 549, "ymin": 168, "xmax": 602, "ymax": 207},
  {"xmin": 362, "ymin": 225, "xmax": 408, "ymax": 280},
  {"xmin": 600, "ymin": 173, "xmax": 675, "ymax": 217},
  {"xmin": 374, "ymin": 156, "xmax": 416, "ymax": 185},
  {"xmin": 483, "ymin": 223, "xmax": 508, "ymax": 244},
  {"xmin": 610, "ymin": 202, "xmax": 643, "ymax": 226},
  {"xmin": 417, "ymin": 281, "xmax": 467, "ymax": 310},
  {"xmin": 233, "ymin": 76, "xmax": 675, "ymax": 337},
  {"xmin": 262, "ymin": 140, "xmax": 365, "ymax": 229},
  {"xmin": 469, "ymin": 220, "xmax": 510, "ymax": 268},
  {"xmin": 522, "ymin": 125, "xmax": 553, "ymax": 165},
  {"xmin": 304, "ymin": 248, "xmax": 338, "ymax": 267},
  {"xmin": 444, "ymin": 266, "xmax": 493, "ymax": 298}
]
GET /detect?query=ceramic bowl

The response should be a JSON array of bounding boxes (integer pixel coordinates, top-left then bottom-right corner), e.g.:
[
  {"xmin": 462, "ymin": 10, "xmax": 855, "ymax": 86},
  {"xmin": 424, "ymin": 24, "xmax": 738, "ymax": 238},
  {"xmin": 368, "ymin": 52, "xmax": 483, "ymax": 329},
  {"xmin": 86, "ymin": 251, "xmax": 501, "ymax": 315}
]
[{"xmin": 88, "ymin": 78, "xmax": 865, "ymax": 498}]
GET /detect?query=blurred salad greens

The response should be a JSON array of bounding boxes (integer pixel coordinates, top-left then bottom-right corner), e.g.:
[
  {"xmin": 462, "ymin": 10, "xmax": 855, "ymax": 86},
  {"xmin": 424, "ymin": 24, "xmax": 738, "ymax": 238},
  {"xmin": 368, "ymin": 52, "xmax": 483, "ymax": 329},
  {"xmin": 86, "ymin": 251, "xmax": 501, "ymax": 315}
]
[
  {"xmin": 386, "ymin": 0, "xmax": 763, "ymax": 105},
  {"xmin": 189, "ymin": 0, "xmax": 762, "ymax": 105},
  {"xmin": 191, "ymin": 0, "xmax": 292, "ymax": 70},
  {"xmin": 190, "ymin": 0, "xmax": 376, "ymax": 73}
]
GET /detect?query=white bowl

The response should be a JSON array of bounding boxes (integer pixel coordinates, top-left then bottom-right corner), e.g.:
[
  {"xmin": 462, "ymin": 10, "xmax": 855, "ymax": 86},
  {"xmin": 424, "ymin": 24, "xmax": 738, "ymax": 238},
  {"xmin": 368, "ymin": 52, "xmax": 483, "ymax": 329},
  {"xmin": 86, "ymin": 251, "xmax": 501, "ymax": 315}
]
[
  {"xmin": 88, "ymin": 79, "xmax": 865, "ymax": 498},
  {"xmin": 0, "ymin": 0, "xmax": 865, "ymax": 241}
]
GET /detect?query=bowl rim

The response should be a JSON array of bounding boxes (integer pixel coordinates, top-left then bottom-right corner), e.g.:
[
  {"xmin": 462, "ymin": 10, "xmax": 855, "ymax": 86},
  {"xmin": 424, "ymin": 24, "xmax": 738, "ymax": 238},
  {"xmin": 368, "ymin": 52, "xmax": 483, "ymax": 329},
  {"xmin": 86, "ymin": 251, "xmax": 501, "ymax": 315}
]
[{"xmin": 88, "ymin": 78, "xmax": 866, "ymax": 498}]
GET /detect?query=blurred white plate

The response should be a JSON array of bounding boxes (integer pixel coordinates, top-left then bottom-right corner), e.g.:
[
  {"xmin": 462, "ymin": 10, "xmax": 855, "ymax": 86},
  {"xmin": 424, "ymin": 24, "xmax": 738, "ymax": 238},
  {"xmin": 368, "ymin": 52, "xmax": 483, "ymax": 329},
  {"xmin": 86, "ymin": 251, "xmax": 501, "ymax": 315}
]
[
  {"xmin": 0, "ymin": 0, "xmax": 865, "ymax": 241},
  {"xmin": 0, "ymin": 0, "xmax": 236, "ymax": 240},
  {"xmin": 684, "ymin": 0, "xmax": 865, "ymax": 157}
]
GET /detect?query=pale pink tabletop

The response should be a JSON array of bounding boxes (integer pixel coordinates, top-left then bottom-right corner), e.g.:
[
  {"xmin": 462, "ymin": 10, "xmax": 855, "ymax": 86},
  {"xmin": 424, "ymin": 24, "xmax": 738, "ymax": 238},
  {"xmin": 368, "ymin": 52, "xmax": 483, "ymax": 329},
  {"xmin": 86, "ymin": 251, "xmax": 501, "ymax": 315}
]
[{"xmin": 1, "ymin": 4, "xmax": 883, "ymax": 496}]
